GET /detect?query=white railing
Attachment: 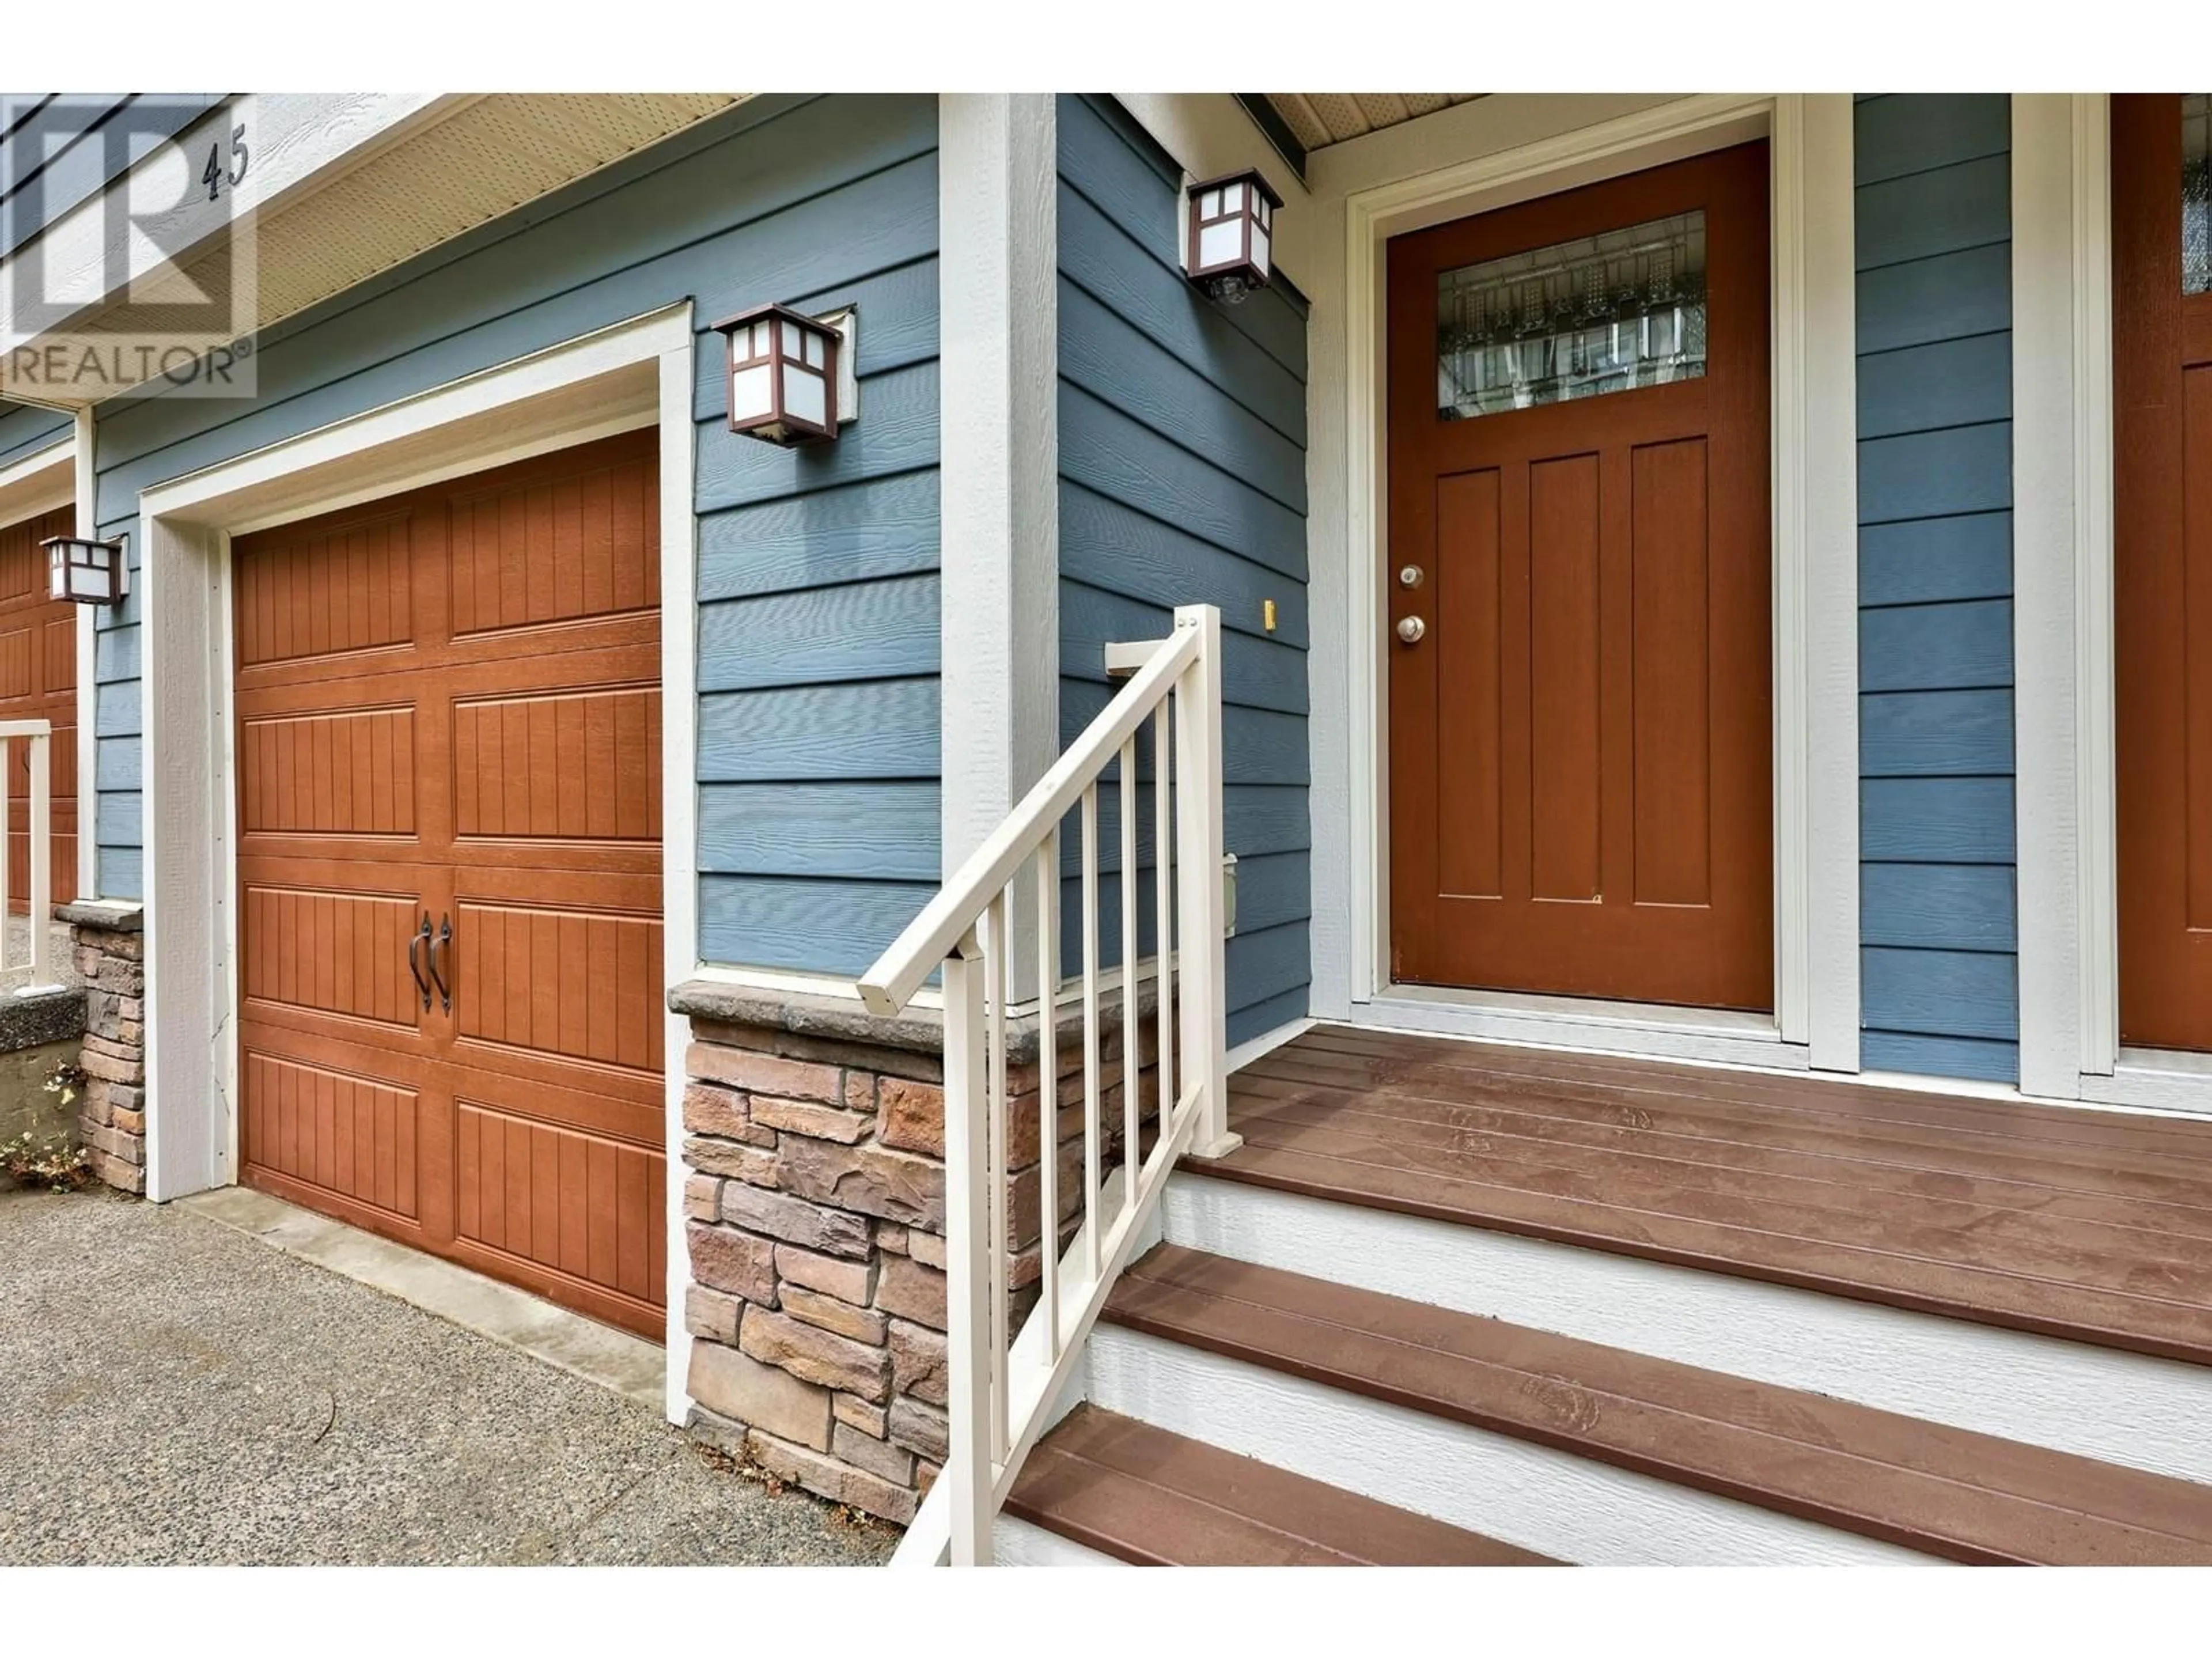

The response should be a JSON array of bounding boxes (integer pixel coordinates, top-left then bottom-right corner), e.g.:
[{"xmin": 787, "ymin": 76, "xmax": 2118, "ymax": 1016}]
[
  {"xmin": 859, "ymin": 604, "xmax": 1238, "ymax": 1566},
  {"xmin": 0, "ymin": 718, "xmax": 58, "ymax": 993}
]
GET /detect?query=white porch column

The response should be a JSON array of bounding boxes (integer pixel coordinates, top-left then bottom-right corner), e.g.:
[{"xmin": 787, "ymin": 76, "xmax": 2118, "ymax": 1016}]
[
  {"xmin": 937, "ymin": 94, "xmax": 1059, "ymax": 997},
  {"xmin": 74, "ymin": 406, "xmax": 99, "ymax": 902},
  {"xmin": 1796, "ymin": 93, "xmax": 1863, "ymax": 1073},
  {"xmin": 2012, "ymin": 93, "xmax": 2109, "ymax": 1099}
]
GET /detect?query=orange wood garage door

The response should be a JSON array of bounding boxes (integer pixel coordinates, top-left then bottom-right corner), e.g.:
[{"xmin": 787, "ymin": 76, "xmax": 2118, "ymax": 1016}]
[
  {"xmin": 0, "ymin": 505, "xmax": 79, "ymax": 912},
  {"xmin": 234, "ymin": 430, "xmax": 666, "ymax": 1336},
  {"xmin": 2116, "ymin": 93, "xmax": 2212, "ymax": 1051},
  {"xmin": 1385, "ymin": 143, "xmax": 1773, "ymax": 1009}
]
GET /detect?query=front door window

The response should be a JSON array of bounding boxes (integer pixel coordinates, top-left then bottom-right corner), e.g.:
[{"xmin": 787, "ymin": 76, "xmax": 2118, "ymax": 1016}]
[
  {"xmin": 2184, "ymin": 92, "xmax": 2208, "ymax": 294},
  {"xmin": 1435, "ymin": 210, "xmax": 1709, "ymax": 418}
]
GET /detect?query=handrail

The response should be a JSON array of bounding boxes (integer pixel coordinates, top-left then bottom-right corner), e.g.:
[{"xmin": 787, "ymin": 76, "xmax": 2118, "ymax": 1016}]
[
  {"xmin": 0, "ymin": 717, "xmax": 59, "ymax": 993},
  {"xmin": 860, "ymin": 604, "xmax": 1235, "ymax": 1566},
  {"xmin": 858, "ymin": 620, "xmax": 1201, "ymax": 1017}
]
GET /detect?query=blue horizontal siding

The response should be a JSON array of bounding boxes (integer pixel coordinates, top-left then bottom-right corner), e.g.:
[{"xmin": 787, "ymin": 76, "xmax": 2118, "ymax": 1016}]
[
  {"xmin": 87, "ymin": 95, "xmax": 943, "ymax": 982},
  {"xmin": 699, "ymin": 783, "xmax": 940, "ymax": 881},
  {"xmin": 1859, "ymin": 513, "xmax": 2012, "ymax": 607},
  {"xmin": 1854, "ymin": 153, "xmax": 2010, "ymax": 270},
  {"xmin": 1860, "ymin": 778, "xmax": 2016, "ymax": 863},
  {"xmin": 700, "ymin": 874, "xmax": 939, "ymax": 978},
  {"xmin": 1855, "ymin": 96, "xmax": 2017, "ymax": 1084},
  {"xmin": 1853, "ymin": 94, "xmax": 2010, "ymax": 187},
  {"xmin": 1858, "ymin": 421, "xmax": 2012, "ymax": 523},
  {"xmin": 696, "ymin": 573, "xmax": 941, "ymax": 692},
  {"xmin": 1860, "ymin": 1030, "xmax": 2020, "ymax": 1085},
  {"xmin": 1855, "ymin": 243, "xmax": 2010, "ymax": 354},
  {"xmin": 1060, "ymin": 483, "xmax": 1310, "ymax": 649},
  {"xmin": 1861, "ymin": 863, "xmax": 2017, "ymax": 952},
  {"xmin": 698, "ymin": 680, "xmax": 938, "ymax": 782},
  {"xmin": 0, "ymin": 401, "xmax": 69, "ymax": 468},
  {"xmin": 1856, "ymin": 333, "xmax": 2010, "ymax": 438},
  {"xmin": 1861, "ymin": 946, "xmax": 2019, "ymax": 1040},
  {"xmin": 1859, "ymin": 599, "xmax": 2013, "ymax": 692},
  {"xmin": 1056, "ymin": 94, "xmax": 1311, "ymax": 1043},
  {"xmin": 698, "ymin": 469, "xmax": 939, "ymax": 602}
]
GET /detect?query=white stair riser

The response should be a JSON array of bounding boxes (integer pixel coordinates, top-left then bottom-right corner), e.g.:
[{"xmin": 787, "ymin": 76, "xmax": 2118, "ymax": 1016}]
[
  {"xmin": 1085, "ymin": 1325, "xmax": 1930, "ymax": 1566},
  {"xmin": 994, "ymin": 1516, "xmax": 1126, "ymax": 1566},
  {"xmin": 1166, "ymin": 1174, "xmax": 2212, "ymax": 1487}
]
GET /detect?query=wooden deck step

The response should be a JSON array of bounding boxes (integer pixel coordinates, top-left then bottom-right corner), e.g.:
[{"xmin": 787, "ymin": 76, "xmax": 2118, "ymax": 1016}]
[
  {"xmin": 1100, "ymin": 1245, "xmax": 2212, "ymax": 1565},
  {"xmin": 1203, "ymin": 1025, "xmax": 2212, "ymax": 1366},
  {"xmin": 1006, "ymin": 1403, "xmax": 1557, "ymax": 1565}
]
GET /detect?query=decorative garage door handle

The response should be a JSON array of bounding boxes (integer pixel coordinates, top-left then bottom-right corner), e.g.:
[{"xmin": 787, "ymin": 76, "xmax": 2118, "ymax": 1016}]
[
  {"xmin": 427, "ymin": 913, "xmax": 453, "ymax": 1014},
  {"xmin": 408, "ymin": 912, "xmax": 434, "ymax": 1013}
]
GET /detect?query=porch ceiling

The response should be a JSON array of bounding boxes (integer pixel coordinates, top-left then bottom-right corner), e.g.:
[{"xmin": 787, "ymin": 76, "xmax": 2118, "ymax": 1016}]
[{"xmin": 1263, "ymin": 93, "xmax": 1483, "ymax": 151}]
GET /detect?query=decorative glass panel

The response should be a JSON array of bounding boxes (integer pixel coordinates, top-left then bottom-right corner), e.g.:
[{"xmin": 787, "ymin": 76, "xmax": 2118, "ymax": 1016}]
[
  {"xmin": 730, "ymin": 363, "xmax": 773, "ymax": 421},
  {"xmin": 783, "ymin": 362, "xmax": 827, "ymax": 428},
  {"xmin": 2186, "ymin": 93, "xmax": 2210, "ymax": 296},
  {"xmin": 1199, "ymin": 217, "xmax": 1244, "ymax": 270},
  {"xmin": 1437, "ymin": 210, "xmax": 1707, "ymax": 421}
]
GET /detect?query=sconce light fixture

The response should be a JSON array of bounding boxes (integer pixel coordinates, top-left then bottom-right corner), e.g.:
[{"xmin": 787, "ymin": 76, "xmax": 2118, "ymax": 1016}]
[
  {"xmin": 43, "ymin": 533, "xmax": 128, "ymax": 605},
  {"xmin": 711, "ymin": 302, "xmax": 858, "ymax": 446},
  {"xmin": 1185, "ymin": 168, "xmax": 1283, "ymax": 305}
]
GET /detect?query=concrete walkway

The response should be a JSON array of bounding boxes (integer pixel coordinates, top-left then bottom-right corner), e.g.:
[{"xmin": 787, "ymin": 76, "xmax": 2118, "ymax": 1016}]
[{"xmin": 0, "ymin": 1186, "xmax": 896, "ymax": 1565}]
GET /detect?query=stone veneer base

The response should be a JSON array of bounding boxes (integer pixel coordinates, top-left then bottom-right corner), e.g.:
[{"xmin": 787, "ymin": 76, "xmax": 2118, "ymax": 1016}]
[
  {"xmin": 668, "ymin": 978, "xmax": 1162, "ymax": 1525},
  {"xmin": 60, "ymin": 903, "xmax": 146, "ymax": 1196}
]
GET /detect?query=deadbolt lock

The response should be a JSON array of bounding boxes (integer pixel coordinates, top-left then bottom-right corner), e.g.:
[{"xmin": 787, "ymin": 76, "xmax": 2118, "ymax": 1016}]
[{"xmin": 1399, "ymin": 564, "xmax": 1425, "ymax": 588}]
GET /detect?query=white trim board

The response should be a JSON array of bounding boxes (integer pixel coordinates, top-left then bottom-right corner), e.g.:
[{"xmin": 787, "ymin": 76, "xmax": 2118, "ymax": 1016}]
[
  {"xmin": 937, "ymin": 93, "xmax": 1059, "ymax": 1001},
  {"xmin": 1298, "ymin": 93, "xmax": 1861, "ymax": 1071},
  {"xmin": 133, "ymin": 303, "xmax": 699, "ymax": 1429},
  {"xmin": 2008, "ymin": 94, "xmax": 2212, "ymax": 1116},
  {"xmin": 1358, "ymin": 986, "xmax": 1812, "ymax": 1072},
  {"xmin": 72, "ymin": 414, "xmax": 97, "ymax": 904},
  {"xmin": 1164, "ymin": 1175, "xmax": 2212, "ymax": 1487},
  {"xmin": 0, "ymin": 433, "xmax": 73, "ymax": 524}
]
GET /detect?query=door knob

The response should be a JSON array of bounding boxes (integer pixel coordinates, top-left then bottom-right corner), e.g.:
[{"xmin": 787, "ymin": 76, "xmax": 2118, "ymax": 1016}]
[{"xmin": 1396, "ymin": 616, "xmax": 1427, "ymax": 644}]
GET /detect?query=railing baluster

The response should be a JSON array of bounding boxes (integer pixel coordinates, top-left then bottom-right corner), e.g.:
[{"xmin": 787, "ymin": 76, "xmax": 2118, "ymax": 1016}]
[
  {"xmin": 984, "ymin": 888, "xmax": 1010, "ymax": 1464},
  {"xmin": 1035, "ymin": 830, "xmax": 1060, "ymax": 1361},
  {"xmin": 1120, "ymin": 737, "xmax": 1139, "ymax": 1209},
  {"xmin": 1, "ymin": 734, "xmax": 13, "ymax": 968},
  {"xmin": 941, "ymin": 924, "xmax": 991, "ymax": 1566},
  {"xmin": 28, "ymin": 730, "xmax": 50, "ymax": 987},
  {"xmin": 1080, "ymin": 783, "xmax": 1101, "ymax": 1281},
  {"xmin": 1154, "ymin": 700, "xmax": 1174, "ymax": 1132}
]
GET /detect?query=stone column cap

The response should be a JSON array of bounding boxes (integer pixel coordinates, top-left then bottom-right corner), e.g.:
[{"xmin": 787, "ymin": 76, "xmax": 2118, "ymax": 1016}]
[
  {"xmin": 59, "ymin": 901, "xmax": 145, "ymax": 934},
  {"xmin": 668, "ymin": 976, "xmax": 1161, "ymax": 1067}
]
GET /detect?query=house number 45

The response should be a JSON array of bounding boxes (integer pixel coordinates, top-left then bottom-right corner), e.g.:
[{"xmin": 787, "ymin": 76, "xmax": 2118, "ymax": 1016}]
[{"xmin": 202, "ymin": 123, "xmax": 249, "ymax": 202}]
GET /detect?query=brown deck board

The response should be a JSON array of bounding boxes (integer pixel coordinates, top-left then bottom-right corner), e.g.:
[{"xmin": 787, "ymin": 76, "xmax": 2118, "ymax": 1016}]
[
  {"xmin": 1006, "ymin": 1404, "xmax": 1556, "ymax": 1565},
  {"xmin": 1105, "ymin": 1247, "xmax": 2212, "ymax": 1565},
  {"xmin": 1266, "ymin": 1036, "xmax": 2212, "ymax": 1197},
  {"xmin": 1231, "ymin": 1091, "xmax": 2212, "ymax": 1278},
  {"xmin": 1202, "ymin": 1027, "xmax": 2212, "ymax": 1366},
  {"xmin": 1301, "ymin": 1025, "xmax": 2212, "ymax": 1166}
]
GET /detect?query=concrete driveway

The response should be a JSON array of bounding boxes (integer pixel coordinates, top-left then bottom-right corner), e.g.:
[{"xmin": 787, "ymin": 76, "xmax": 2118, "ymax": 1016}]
[{"xmin": 0, "ymin": 1186, "xmax": 895, "ymax": 1565}]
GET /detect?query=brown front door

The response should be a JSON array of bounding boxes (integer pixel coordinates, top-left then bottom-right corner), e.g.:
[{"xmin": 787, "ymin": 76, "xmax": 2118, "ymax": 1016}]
[
  {"xmin": 234, "ymin": 430, "xmax": 667, "ymax": 1336},
  {"xmin": 1386, "ymin": 142, "xmax": 1773, "ymax": 1009},
  {"xmin": 2116, "ymin": 94, "xmax": 2212, "ymax": 1051},
  {"xmin": 0, "ymin": 505, "xmax": 78, "ymax": 911}
]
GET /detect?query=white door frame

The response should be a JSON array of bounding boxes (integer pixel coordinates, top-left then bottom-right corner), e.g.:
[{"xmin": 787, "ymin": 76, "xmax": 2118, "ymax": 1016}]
[
  {"xmin": 2016, "ymin": 93, "xmax": 2212, "ymax": 1119},
  {"xmin": 133, "ymin": 303, "xmax": 702, "ymax": 1414},
  {"xmin": 1307, "ymin": 93, "xmax": 1861, "ymax": 1073}
]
